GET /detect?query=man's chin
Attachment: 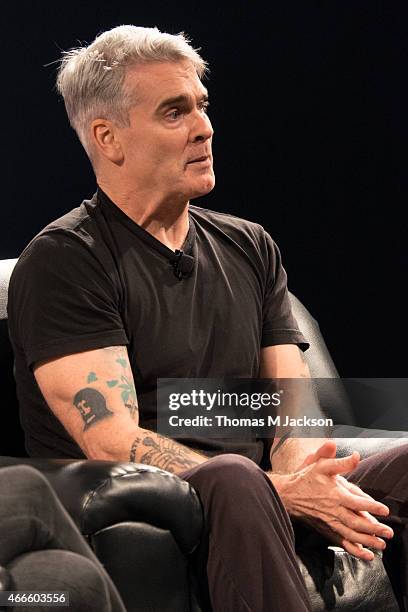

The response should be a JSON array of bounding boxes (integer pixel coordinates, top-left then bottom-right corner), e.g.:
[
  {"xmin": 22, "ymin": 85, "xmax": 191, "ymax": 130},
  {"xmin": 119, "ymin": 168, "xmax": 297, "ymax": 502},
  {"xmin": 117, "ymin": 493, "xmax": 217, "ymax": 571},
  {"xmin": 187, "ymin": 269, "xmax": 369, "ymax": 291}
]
[{"xmin": 189, "ymin": 176, "xmax": 216, "ymax": 200}]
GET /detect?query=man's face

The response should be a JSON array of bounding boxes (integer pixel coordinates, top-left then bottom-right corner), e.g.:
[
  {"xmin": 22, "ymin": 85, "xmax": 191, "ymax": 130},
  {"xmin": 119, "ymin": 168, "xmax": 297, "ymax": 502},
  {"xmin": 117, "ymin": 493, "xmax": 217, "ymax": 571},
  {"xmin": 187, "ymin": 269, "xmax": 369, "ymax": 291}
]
[{"xmin": 117, "ymin": 60, "xmax": 215, "ymax": 203}]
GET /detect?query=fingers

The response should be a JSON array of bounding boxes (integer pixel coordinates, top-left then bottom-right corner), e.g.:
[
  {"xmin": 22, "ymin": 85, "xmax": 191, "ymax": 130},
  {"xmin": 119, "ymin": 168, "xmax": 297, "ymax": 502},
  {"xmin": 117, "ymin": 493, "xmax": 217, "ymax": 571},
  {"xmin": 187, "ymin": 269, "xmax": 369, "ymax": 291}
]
[
  {"xmin": 296, "ymin": 453, "xmax": 317, "ymax": 471},
  {"xmin": 358, "ymin": 510, "xmax": 394, "ymax": 539},
  {"xmin": 336, "ymin": 506, "xmax": 393, "ymax": 543},
  {"xmin": 315, "ymin": 440, "xmax": 337, "ymax": 460},
  {"xmin": 314, "ymin": 440, "xmax": 337, "ymax": 457},
  {"xmin": 322, "ymin": 515, "xmax": 385, "ymax": 554},
  {"xmin": 339, "ymin": 487, "xmax": 391, "ymax": 519},
  {"xmin": 336, "ymin": 476, "xmax": 374, "ymax": 499},
  {"xmin": 310, "ymin": 520, "xmax": 376, "ymax": 561},
  {"xmin": 296, "ymin": 440, "xmax": 337, "ymax": 470},
  {"xmin": 319, "ymin": 451, "xmax": 360, "ymax": 476},
  {"xmin": 340, "ymin": 540, "xmax": 376, "ymax": 561},
  {"xmin": 336, "ymin": 477, "xmax": 392, "ymax": 522}
]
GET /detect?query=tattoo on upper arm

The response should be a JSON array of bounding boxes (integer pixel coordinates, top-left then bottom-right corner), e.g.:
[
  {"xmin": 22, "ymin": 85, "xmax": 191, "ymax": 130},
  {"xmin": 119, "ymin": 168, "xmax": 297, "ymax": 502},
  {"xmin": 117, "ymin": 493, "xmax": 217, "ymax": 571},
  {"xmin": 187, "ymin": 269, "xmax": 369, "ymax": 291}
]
[
  {"xmin": 124, "ymin": 396, "xmax": 138, "ymax": 421},
  {"xmin": 73, "ymin": 388, "xmax": 114, "ymax": 430},
  {"xmin": 114, "ymin": 358, "xmax": 138, "ymax": 420},
  {"xmin": 129, "ymin": 434, "xmax": 199, "ymax": 473},
  {"xmin": 84, "ymin": 354, "xmax": 139, "ymax": 422}
]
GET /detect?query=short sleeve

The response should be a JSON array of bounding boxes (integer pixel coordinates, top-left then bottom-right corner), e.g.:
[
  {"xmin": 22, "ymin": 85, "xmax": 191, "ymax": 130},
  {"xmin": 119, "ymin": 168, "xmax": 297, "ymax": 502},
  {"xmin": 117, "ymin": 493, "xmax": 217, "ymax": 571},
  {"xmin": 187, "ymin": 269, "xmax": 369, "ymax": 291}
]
[
  {"xmin": 7, "ymin": 231, "xmax": 129, "ymax": 369},
  {"xmin": 261, "ymin": 232, "xmax": 309, "ymax": 351}
]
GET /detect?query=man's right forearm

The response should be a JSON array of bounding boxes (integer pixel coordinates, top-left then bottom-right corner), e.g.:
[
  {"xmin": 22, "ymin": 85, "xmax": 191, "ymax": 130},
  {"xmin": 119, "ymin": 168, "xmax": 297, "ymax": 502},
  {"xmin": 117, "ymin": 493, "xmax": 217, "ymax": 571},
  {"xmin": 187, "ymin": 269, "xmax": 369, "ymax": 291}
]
[
  {"xmin": 85, "ymin": 421, "xmax": 208, "ymax": 475},
  {"xmin": 128, "ymin": 427, "xmax": 208, "ymax": 474}
]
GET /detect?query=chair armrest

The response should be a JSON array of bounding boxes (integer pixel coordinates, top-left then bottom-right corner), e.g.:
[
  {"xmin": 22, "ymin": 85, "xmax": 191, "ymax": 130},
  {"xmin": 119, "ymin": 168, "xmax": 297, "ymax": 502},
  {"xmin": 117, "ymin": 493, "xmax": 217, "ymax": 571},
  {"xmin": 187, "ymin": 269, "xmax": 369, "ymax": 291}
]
[
  {"xmin": 333, "ymin": 424, "xmax": 408, "ymax": 459},
  {"xmin": 0, "ymin": 457, "xmax": 203, "ymax": 555}
]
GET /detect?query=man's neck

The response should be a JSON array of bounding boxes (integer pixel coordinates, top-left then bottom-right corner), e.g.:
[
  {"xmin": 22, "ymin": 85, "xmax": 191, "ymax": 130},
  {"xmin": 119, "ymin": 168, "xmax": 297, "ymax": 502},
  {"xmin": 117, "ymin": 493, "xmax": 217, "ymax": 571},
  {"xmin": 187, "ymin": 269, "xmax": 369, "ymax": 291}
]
[{"xmin": 98, "ymin": 182, "xmax": 190, "ymax": 252}]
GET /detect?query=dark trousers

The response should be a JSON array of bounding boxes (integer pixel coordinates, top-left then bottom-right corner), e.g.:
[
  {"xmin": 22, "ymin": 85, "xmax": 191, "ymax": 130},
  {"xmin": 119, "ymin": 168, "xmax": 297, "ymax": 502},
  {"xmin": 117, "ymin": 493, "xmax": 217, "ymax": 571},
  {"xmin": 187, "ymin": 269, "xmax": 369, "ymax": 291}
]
[
  {"xmin": 180, "ymin": 444, "xmax": 408, "ymax": 612},
  {"xmin": 0, "ymin": 465, "xmax": 126, "ymax": 612},
  {"xmin": 347, "ymin": 443, "xmax": 408, "ymax": 612}
]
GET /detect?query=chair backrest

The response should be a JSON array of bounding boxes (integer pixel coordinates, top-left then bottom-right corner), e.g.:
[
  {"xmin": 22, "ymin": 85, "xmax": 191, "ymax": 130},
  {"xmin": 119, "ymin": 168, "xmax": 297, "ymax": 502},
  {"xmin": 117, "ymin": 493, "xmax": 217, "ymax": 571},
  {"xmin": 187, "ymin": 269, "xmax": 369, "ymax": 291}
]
[
  {"xmin": 0, "ymin": 258, "xmax": 26, "ymax": 455},
  {"xmin": 289, "ymin": 293, "xmax": 355, "ymax": 425},
  {"xmin": 0, "ymin": 259, "xmax": 16, "ymax": 320},
  {"xmin": 0, "ymin": 258, "xmax": 356, "ymax": 457}
]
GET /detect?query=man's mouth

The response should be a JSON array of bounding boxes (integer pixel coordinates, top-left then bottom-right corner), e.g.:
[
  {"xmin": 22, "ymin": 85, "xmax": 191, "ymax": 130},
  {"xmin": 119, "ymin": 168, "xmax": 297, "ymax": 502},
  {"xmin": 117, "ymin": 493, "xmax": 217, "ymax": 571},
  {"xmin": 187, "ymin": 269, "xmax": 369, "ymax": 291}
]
[{"xmin": 187, "ymin": 155, "xmax": 209, "ymax": 164}]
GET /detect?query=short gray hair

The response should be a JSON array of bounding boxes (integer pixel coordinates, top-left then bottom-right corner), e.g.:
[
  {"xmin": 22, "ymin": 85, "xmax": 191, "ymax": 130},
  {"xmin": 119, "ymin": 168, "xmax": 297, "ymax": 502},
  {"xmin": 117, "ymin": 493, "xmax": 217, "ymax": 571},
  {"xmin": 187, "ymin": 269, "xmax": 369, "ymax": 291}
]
[{"xmin": 56, "ymin": 25, "xmax": 208, "ymax": 157}]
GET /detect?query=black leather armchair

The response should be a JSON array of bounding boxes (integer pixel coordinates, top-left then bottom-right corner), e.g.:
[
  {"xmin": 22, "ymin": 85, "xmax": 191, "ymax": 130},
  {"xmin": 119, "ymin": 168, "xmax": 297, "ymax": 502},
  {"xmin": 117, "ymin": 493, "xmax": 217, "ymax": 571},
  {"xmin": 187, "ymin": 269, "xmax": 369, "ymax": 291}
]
[{"xmin": 0, "ymin": 257, "xmax": 406, "ymax": 611}]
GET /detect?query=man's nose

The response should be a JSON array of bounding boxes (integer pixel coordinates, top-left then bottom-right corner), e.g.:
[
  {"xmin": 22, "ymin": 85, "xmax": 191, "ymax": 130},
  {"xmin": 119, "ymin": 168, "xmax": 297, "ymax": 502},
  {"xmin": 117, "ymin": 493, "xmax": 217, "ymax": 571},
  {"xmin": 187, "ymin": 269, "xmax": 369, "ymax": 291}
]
[{"xmin": 191, "ymin": 111, "xmax": 214, "ymax": 143}]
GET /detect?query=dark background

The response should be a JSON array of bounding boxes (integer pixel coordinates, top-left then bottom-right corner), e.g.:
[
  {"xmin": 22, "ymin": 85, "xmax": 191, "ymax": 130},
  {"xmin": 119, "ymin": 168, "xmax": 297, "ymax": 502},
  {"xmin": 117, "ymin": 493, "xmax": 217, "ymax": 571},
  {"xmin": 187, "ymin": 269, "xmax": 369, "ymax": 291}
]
[{"xmin": 2, "ymin": 1, "xmax": 406, "ymax": 377}]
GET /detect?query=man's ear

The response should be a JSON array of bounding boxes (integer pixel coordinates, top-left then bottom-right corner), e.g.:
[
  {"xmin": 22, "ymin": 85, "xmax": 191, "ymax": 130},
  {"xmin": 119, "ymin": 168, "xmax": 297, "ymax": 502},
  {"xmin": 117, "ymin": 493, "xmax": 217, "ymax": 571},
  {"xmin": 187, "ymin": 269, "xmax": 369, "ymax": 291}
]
[{"xmin": 91, "ymin": 118, "xmax": 124, "ymax": 164}]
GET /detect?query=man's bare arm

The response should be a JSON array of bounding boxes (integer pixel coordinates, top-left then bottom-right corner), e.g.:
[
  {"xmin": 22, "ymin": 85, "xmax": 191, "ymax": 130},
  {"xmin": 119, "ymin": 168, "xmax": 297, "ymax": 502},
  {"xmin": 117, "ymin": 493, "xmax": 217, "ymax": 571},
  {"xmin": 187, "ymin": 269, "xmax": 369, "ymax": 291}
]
[
  {"xmin": 34, "ymin": 346, "xmax": 207, "ymax": 474},
  {"xmin": 259, "ymin": 344, "xmax": 393, "ymax": 560},
  {"xmin": 259, "ymin": 344, "xmax": 330, "ymax": 472}
]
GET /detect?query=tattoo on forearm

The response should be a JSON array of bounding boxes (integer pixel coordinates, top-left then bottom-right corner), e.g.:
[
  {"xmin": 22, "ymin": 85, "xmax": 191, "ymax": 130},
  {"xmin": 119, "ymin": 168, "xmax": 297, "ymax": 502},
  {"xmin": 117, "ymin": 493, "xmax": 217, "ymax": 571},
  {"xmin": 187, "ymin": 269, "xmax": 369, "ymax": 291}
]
[
  {"xmin": 130, "ymin": 437, "xmax": 141, "ymax": 462},
  {"xmin": 129, "ymin": 434, "xmax": 199, "ymax": 473},
  {"xmin": 73, "ymin": 388, "xmax": 114, "ymax": 430}
]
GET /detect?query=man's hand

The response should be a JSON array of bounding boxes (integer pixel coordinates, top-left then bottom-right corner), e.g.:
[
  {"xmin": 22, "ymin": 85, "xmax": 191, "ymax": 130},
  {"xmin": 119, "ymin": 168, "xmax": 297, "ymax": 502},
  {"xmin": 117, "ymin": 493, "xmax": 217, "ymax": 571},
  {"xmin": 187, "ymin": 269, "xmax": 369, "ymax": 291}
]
[
  {"xmin": 294, "ymin": 439, "xmax": 337, "ymax": 470},
  {"xmin": 269, "ymin": 444, "xmax": 394, "ymax": 561}
]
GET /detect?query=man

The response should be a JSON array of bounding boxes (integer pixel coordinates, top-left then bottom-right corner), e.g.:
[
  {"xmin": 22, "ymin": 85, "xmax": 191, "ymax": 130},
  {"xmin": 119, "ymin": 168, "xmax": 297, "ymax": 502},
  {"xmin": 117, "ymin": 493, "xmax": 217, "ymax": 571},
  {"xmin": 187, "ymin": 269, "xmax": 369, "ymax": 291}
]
[{"xmin": 7, "ymin": 25, "xmax": 407, "ymax": 611}]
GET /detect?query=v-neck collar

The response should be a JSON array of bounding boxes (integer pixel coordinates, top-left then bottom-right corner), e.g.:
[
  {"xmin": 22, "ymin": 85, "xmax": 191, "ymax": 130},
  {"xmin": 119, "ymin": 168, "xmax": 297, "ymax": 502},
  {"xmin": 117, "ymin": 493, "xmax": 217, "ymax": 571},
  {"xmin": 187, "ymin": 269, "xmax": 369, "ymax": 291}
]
[{"xmin": 97, "ymin": 188, "xmax": 196, "ymax": 261}]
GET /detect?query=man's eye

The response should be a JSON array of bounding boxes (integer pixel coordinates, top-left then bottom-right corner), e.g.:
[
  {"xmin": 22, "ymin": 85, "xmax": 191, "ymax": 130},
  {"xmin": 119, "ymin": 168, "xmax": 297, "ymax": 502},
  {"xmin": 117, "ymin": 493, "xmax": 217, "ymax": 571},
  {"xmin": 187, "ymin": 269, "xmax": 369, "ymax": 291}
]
[
  {"xmin": 200, "ymin": 101, "xmax": 210, "ymax": 113},
  {"xmin": 167, "ymin": 109, "xmax": 182, "ymax": 121}
]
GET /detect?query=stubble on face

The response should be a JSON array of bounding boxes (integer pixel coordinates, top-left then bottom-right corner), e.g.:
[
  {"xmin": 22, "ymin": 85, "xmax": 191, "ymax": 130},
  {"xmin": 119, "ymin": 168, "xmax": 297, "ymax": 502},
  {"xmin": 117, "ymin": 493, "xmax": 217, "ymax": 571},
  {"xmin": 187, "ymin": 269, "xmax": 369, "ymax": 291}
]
[{"xmin": 119, "ymin": 61, "xmax": 215, "ymax": 206}]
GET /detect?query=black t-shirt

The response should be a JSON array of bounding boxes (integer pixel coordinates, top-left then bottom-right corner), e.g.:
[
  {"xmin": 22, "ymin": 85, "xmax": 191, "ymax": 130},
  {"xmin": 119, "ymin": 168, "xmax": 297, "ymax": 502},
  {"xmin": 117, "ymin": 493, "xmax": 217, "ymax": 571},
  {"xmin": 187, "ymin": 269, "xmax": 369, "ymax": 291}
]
[{"xmin": 7, "ymin": 190, "xmax": 308, "ymax": 462}]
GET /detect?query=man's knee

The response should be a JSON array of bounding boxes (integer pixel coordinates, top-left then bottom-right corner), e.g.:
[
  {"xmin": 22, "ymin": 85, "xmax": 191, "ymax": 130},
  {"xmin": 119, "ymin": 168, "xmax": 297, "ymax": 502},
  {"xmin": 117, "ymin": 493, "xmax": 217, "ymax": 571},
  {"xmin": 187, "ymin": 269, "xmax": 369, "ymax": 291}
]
[
  {"xmin": 207, "ymin": 452, "xmax": 264, "ymax": 477},
  {"xmin": 186, "ymin": 453, "xmax": 269, "ymax": 497},
  {"xmin": 184, "ymin": 453, "xmax": 293, "ymax": 539}
]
